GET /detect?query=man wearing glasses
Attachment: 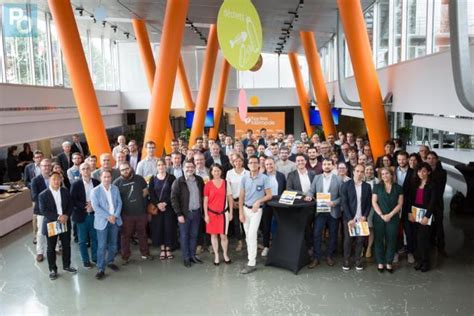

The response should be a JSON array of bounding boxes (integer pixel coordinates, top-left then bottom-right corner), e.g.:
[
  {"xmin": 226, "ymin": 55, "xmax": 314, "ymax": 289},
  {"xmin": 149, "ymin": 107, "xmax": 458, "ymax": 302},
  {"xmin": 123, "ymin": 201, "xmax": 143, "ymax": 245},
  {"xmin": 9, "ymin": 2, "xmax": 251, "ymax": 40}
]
[
  {"xmin": 114, "ymin": 161, "xmax": 151, "ymax": 263},
  {"xmin": 136, "ymin": 141, "xmax": 158, "ymax": 181},
  {"xmin": 91, "ymin": 153, "xmax": 120, "ymax": 182}
]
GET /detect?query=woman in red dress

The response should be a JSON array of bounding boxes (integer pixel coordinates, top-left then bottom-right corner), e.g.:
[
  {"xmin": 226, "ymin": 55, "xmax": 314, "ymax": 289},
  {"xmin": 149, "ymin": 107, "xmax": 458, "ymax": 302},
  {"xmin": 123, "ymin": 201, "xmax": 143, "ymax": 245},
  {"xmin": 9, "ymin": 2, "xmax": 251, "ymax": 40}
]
[{"xmin": 204, "ymin": 164, "xmax": 232, "ymax": 265}]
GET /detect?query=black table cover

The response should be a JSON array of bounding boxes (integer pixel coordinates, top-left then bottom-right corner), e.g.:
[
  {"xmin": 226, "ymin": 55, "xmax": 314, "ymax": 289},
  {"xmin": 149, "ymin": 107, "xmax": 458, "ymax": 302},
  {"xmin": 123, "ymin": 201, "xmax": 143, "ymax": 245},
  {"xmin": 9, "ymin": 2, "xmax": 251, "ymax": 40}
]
[{"xmin": 265, "ymin": 197, "xmax": 316, "ymax": 274}]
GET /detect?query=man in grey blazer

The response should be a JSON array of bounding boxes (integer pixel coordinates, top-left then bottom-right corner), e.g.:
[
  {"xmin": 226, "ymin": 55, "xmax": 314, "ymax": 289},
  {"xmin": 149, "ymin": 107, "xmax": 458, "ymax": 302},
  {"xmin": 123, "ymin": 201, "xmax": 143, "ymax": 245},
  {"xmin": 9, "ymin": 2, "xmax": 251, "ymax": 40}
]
[
  {"xmin": 91, "ymin": 170, "xmax": 123, "ymax": 280},
  {"xmin": 305, "ymin": 159, "xmax": 342, "ymax": 268}
]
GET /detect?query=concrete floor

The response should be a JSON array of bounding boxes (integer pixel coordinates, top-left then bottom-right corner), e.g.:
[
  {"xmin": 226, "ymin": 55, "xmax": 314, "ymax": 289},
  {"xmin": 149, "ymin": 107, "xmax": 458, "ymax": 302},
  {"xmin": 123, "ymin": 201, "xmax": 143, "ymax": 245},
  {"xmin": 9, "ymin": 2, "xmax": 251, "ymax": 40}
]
[{"xmin": 1, "ymin": 203, "xmax": 473, "ymax": 315}]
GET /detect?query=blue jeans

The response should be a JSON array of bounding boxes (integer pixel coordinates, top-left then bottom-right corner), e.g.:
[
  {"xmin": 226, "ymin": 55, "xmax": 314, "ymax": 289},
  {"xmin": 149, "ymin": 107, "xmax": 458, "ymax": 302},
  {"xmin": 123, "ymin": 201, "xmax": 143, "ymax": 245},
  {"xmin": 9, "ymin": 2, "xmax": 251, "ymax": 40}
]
[
  {"xmin": 179, "ymin": 210, "xmax": 201, "ymax": 261},
  {"xmin": 77, "ymin": 214, "xmax": 97, "ymax": 264},
  {"xmin": 96, "ymin": 222, "xmax": 119, "ymax": 272},
  {"xmin": 313, "ymin": 213, "xmax": 339, "ymax": 260}
]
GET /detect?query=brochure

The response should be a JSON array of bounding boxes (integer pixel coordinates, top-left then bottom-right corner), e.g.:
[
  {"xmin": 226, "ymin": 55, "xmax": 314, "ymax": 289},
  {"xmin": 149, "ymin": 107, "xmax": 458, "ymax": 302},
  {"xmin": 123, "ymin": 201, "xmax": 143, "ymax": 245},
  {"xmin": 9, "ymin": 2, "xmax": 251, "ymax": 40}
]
[
  {"xmin": 348, "ymin": 221, "xmax": 370, "ymax": 237},
  {"xmin": 47, "ymin": 221, "xmax": 68, "ymax": 237},
  {"xmin": 279, "ymin": 190, "xmax": 298, "ymax": 205},
  {"xmin": 316, "ymin": 193, "xmax": 331, "ymax": 213},
  {"xmin": 411, "ymin": 206, "xmax": 433, "ymax": 225}
]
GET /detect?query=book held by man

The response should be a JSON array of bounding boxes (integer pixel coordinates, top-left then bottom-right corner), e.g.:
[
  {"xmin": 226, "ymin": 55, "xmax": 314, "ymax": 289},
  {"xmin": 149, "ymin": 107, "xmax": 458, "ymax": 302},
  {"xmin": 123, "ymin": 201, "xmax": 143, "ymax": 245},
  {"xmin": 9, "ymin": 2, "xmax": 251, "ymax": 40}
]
[
  {"xmin": 47, "ymin": 221, "xmax": 68, "ymax": 237},
  {"xmin": 316, "ymin": 193, "xmax": 331, "ymax": 212}
]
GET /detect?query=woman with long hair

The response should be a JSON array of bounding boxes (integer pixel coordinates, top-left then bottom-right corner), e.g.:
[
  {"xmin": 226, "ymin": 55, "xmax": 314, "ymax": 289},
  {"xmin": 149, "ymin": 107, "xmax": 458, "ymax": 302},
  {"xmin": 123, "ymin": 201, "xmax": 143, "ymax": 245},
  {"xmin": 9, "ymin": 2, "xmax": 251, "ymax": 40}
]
[
  {"xmin": 408, "ymin": 162, "xmax": 436, "ymax": 272},
  {"xmin": 372, "ymin": 167, "xmax": 404, "ymax": 273},
  {"xmin": 204, "ymin": 164, "xmax": 232, "ymax": 265},
  {"xmin": 148, "ymin": 158, "xmax": 177, "ymax": 260}
]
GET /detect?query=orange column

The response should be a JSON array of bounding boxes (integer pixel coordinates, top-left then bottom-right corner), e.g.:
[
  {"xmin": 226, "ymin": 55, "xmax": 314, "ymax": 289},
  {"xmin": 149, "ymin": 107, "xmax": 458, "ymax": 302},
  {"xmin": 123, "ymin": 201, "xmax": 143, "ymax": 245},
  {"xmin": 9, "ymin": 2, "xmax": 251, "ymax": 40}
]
[
  {"xmin": 288, "ymin": 52, "xmax": 314, "ymax": 136},
  {"xmin": 48, "ymin": 0, "xmax": 110, "ymax": 157},
  {"xmin": 178, "ymin": 55, "xmax": 195, "ymax": 111},
  {"xmin": 132, "ymin": 19, "xmax": 174, "ymax": 154},
  {"xmin": 300, "ymin": 31, "xmax": 337, "ymax": 138},
  {"xmin": 338, "ymin": 0, "xmax": 390, "ymax": 160},
  {"xmin": 189, "ymin": 25, "xmax": 219, "ymax": 146},
  {"xmin": 142, "ymin": 0, "xmax": 189, "ymax": 156},
  {"xmin": 208, "ymin": 59, "xmax": 230, "ymax": 140}
]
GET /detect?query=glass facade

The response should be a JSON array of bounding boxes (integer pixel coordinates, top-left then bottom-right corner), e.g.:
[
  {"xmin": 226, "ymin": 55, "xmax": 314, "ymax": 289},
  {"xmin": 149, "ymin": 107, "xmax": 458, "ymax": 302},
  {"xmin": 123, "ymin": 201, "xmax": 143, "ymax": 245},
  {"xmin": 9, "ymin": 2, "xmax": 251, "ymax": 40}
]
[{"xmin": 0, "ymin": 5, "xmax": 118, "ymax": 90}]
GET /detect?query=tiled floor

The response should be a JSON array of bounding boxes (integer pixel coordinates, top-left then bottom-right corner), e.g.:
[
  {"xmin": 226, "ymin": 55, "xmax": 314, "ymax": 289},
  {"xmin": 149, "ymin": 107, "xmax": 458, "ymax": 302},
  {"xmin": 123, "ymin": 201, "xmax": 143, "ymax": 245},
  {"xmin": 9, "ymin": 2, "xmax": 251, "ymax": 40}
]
[{"xmin": 1, "ymin": 202, "xmax": 473, "ymax": 315}]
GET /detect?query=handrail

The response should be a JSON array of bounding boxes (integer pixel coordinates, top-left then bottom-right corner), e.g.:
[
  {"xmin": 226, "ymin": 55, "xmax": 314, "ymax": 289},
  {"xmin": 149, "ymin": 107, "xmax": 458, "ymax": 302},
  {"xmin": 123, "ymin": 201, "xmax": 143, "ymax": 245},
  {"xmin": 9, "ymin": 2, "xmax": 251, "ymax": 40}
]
[
  {"xmin": 449, "ymin": 0, "xmax": 474, "ymax": 113},
  {"xmin": 336, "ymin": 13, "xmax": 361, "ymax": 107}
]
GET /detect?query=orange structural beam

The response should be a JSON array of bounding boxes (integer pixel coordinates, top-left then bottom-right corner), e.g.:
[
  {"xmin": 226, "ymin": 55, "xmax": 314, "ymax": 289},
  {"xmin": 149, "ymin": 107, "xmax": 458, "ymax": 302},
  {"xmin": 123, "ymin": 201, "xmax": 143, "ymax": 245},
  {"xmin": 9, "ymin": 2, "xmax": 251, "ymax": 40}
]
[
  {"xmin": 178, "ymin": 55, "xmax": 195, "ymax": 111},
  {"xmin": 142, "ymin": 0, "xmax": 189, "ymax": 156},
  {"xmin": 300, "ymin": 31, "xmax": 337, "ymax": 139},
  {"xmin": 189, "ymin": 25, "xmax": 219, "ymax": 146},
  {"xmin": 338, "ymin": 0, "xmax": 390, "ymax": 160},
  {"xmin": 208, "ymin": 59, "xmax": 230, "ymax": 140},
  {"xmin": 48, "ymin": 0, "xmax": 110, "ymax": 158},
  {"xmin": 288, "ymin": 52, "xmax": 314, "ymax": 136},
  {"xmin": 132, "ymin": 19, "xmax": 174, "ymax": 154}
]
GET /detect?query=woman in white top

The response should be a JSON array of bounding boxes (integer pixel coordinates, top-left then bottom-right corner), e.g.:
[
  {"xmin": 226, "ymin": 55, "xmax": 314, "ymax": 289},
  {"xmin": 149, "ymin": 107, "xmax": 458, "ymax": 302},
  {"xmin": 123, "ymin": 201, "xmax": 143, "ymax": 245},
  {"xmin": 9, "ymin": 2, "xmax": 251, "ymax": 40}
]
[
  {"xmin": 364, "ymin": 164, "xmax": 380, "ymax": 258},
  {"xmin": 226, "ymin": 153, "xmax": 249, "ymax": 251}
]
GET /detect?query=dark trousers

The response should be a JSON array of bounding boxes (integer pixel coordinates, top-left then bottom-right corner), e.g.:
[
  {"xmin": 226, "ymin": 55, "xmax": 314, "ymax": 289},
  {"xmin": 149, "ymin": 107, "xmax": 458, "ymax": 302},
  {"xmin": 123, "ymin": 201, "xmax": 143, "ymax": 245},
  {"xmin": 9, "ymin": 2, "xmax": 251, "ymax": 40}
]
[
  {"xmin": 313, "ymin": 213, "xmax": 339, "ymax": 260},
  {"xmin": 179, "ymin": 210, "xmax": 201, "ymax": 261},
  {"xmin": 262, "ymin": 205, "xmax": 273, "ymax": 248},
  {"xmin": 121, "ymin": 214, "xmax": 149, "ymax": 259},
  {"xmin": 343, "ymin": 220, "xmax": 366, "ymax": 263},
  {"xmin": 231, "ymin": 207, "xmax": 245, "ymax": 240},
  {"xmin": 432, "ymin": 208, "xmax": 445, "ymax": 250},
  {"xmin": 305, "ymin": 213, "xmax": 315, "ymax": 248},
  {"xmin": 47, "ymin": 230, "xmax": 71, "ymax": 272},
  {"xmin": 197, "ymin": 217, "xmax": 209, "ymax": 247},
  {"xmin": 416, "ymin": 223, "xmax": 432, "ymax": 266},
  {"xmin": 77, "ymin": 215, "xmax": 97, "ymax": 264},
  {"xmin": 150, "ymin": 207, "xmax": 177, "ymax": 248},
  {"xmin": 374, "ymin": 215, "xmax": 399, "ymax": 264}
]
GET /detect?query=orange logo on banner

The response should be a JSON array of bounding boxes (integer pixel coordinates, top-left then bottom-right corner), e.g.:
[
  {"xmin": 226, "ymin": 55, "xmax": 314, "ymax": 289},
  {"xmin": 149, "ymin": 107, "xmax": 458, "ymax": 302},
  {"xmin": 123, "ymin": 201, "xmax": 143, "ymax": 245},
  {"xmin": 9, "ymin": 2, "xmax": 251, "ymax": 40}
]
[{"xmin": 235, "ymin": 112, "xmax": 285, "ymax": 139}]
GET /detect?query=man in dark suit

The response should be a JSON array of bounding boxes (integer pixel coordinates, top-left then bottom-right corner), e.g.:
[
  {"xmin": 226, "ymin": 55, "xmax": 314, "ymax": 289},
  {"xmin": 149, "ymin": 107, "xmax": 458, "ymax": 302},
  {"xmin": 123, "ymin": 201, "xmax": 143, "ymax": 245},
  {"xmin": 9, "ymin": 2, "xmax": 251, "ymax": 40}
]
[
  {"xmin": 395, "ymin": 151, "xmax": 416, "ymax": 264},
  {"xmin": 71, "ymin": 134, "xmax": 89, "ymax": 157},
  {"xmin": 427, "ymin": 151, "xmax": 448, "ymax": 256},
  {"xmin": 31, "ymin": 158, "xmax": 52, "ymax": 262},
  {"xmin": 261, "ymin": 157, "xmax": 286, "ymax": 256},
  {"xmin": 241, "ymin": 129, "xmax": 254, "ymax": 149},
  {"xmin": 257, "ymin": 128, "xmax": 268, "ymax": 147},
  {"xmin": 24, "ymin": 150, "xmax": 43, "ymax": 189},
  {"xmin": 205, "ymin": 143, "xmax": 231, "ymax": 174},
  {"xmin": 56, "ymin": 141, "xmax": 73, "ymax": 174},
  {"xmin": 340, "ymin": 164, "xmax": 372, "ymax": 271},
  {"xmin": 39, "ymin": 171, "xmax": 77, "ymax": 280},
  {"xmin": 70, "ymin": 162, "xmax": 100, "ymax": 269}
]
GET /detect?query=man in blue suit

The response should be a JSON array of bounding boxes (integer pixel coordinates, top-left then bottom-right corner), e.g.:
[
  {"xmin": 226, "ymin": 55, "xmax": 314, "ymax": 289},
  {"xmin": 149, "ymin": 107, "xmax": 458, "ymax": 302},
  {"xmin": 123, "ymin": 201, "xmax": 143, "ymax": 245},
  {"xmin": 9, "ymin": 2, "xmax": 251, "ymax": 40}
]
[
  {"xmin": 70, "ymin": 162, "xmax": 100, "ymax": 269},
  {"xmin": 340, "ymin": 164, "xmax": 372, "ymax": 271},
  {"xmin": 24, "ymin": 150, "xmax": 43, "ymax": 189},
  {"xmin": 91, "ymin": 170, "xmax": 123, "ymax": 280},
  {"xmin": 38, "ymin": 171, "xmax": 77, "ymax": 280}
]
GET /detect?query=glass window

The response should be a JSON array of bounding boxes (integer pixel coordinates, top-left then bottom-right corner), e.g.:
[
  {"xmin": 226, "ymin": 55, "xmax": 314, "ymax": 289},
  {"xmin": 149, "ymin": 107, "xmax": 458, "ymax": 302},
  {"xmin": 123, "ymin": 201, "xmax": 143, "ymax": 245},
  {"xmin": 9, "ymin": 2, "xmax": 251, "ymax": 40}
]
[
  {"xmin": 50, "ymin": 19, "xmax": 63, "ymax": 86},
  {"xmin": 407, "ymin": 0, "xmax": 427, "ymax": 60},
  {"xmin": 90, "ymin": 36, "xmax": 105, "ymax": 90},
  {"xmin": 433, "ymin": 0, "xmax": 450, "ymax": 53},
  {"xmin": 103, "ymin": 38, "xmax": 114, "ymax": 90},
  {"xmin": 238, "ymin": 53, "xmax": 278, "ymax": 88},
  {"xmin": 344, "ymin": 40, "xmax": 354, "ymax": 77},
  {"xmin": 32, "ymin": 11, "xmax": 50, "ymax": 85},
  {"xmin": 376, "ymin": 0, "xmax": 390, "ymax": 68},
  {"xmin": 279, "ymin": 54, "xmax": 309, "ymax": 89},
  {"xmin": 365, "ymin": 5, "xmax": 375, "ymax": 53},
  {"xmin": 393, "ymin": 0, "xmax": 403, "ymax": 63}
]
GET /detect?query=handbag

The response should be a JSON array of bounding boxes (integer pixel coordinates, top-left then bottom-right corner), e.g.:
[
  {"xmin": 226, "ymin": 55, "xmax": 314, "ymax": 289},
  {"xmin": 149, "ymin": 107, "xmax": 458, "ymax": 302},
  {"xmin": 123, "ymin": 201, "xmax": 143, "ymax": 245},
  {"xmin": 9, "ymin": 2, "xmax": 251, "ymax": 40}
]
[{"xmin": 147, "ymin": 175, "xmax": 168, "ymax": 215}]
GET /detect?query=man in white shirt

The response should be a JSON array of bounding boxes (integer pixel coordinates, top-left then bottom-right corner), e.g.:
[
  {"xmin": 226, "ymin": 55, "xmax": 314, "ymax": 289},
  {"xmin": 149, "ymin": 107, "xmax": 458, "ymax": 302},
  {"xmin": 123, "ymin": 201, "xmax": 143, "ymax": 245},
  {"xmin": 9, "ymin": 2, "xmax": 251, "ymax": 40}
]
[
  {"xmin": 127, "ymin": 140, "xmax": 140, "ymax": 171},
  {"xmin": 194, "ymin": 153, "xmax": 209, "ymax": 183},
  {"xmin": 136, "ymin": 141, "xmax": 158, "ymax": 181},
  {"xmin": 167, "ymin": 152, "xmax": 184, "ymax": 179}
]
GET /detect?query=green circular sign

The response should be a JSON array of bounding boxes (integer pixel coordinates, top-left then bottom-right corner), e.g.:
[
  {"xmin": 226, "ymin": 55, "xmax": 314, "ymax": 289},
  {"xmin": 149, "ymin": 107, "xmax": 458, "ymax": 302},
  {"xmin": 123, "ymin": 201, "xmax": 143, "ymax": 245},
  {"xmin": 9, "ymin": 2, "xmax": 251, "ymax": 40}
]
[{"xmin": 217, "ymin": 0, "xmax": 263, "ymax": 71}]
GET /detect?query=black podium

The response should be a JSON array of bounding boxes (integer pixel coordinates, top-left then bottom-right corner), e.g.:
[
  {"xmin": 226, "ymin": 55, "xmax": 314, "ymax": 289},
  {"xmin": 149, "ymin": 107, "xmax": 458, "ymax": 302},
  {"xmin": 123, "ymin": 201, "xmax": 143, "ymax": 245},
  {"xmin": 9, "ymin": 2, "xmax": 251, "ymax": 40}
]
[{"xmin": 265, "ymin": 197, "xmax": 316, "ymax": 274}]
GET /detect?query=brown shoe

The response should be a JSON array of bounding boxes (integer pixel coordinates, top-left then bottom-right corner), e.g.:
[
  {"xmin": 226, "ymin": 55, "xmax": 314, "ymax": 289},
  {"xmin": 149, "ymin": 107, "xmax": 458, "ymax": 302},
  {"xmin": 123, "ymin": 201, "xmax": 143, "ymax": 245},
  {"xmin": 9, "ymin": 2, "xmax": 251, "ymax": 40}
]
[
  {"xmin": 308, "ymin": 259, "xmax": 320, "ymax": 269},
  {"xmin": 36, "ymin": 254, "xmax": 44, "ymax": 262},
  {"xmin": 326, "ymin": 257, "xmax": 335, "ymax": 266}
]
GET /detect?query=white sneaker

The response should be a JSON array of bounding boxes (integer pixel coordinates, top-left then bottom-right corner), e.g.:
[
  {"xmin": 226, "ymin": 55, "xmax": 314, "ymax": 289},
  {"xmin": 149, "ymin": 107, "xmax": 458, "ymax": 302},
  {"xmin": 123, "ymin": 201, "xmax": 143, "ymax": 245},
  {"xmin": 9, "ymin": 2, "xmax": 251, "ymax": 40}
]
[
  {"xmin": 407, "ymin": 253, "xmax": 415, "ymax": 264},
  {"xmin": 261, "ymin": 247, "xmax": 269, "ymax": 257},
  {"xmin": 393, "ymin": 253, "xmax": 399, "ymax": 263}
]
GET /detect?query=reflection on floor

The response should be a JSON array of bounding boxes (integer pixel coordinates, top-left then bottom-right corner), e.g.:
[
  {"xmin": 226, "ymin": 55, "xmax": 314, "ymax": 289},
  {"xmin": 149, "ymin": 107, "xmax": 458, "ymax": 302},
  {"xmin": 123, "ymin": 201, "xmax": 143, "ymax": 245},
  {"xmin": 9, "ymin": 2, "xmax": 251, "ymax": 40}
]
[{"xmin": 1, "ymin": 199, "xmax": 473, "ymax": 315}]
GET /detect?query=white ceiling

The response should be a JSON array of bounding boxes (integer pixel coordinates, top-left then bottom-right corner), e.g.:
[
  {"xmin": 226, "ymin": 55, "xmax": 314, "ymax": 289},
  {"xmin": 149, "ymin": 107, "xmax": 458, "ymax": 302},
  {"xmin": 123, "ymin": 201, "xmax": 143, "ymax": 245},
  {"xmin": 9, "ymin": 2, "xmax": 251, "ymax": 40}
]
[{"xmin": 42, "ymin": 0, "xmax": 375, "ymax": 53}]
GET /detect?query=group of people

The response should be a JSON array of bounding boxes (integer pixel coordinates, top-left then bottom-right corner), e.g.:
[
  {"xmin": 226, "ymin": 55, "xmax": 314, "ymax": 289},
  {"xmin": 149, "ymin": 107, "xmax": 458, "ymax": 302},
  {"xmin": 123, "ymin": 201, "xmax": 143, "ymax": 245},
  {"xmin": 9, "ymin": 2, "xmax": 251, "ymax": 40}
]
[{"xmin": 24, "ymin": 128, "xmax": 447, "ymax": 280}]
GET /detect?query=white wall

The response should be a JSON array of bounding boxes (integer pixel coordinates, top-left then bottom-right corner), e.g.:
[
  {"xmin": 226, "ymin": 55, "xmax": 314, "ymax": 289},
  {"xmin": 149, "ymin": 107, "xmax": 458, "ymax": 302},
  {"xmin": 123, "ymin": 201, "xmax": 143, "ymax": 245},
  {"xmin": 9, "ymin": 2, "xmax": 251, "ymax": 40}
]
[{"xmin": 0, "ymin": 84, "xmax": 123, "ymax": 147}]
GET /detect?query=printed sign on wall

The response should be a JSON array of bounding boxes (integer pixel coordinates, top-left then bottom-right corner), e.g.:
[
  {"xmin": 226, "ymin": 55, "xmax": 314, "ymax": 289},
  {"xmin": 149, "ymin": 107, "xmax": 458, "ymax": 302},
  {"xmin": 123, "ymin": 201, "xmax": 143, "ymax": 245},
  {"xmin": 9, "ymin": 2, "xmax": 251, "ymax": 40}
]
[{"xmin": 235, "ymin": 112, "xmax": 285, "ymax": 139}]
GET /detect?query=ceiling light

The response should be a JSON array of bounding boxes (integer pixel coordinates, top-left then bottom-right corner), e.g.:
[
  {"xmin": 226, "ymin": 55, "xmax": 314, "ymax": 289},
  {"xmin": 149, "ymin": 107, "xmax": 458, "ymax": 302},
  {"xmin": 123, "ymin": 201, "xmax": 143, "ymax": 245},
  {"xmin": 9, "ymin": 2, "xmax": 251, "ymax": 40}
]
[{"xmin": 299, "ymin": 0, "xmax": 304, "ymax": 8}]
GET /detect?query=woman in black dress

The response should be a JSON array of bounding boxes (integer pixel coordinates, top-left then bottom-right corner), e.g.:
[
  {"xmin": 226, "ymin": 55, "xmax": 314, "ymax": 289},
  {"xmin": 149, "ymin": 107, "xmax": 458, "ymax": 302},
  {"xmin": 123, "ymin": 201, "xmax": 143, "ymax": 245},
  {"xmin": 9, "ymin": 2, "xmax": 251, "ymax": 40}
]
[
  {"xmin": 148, "ymin": 158, "xmax": 177, "ymax": 260},
  {"xmin": 7, "ymin": 146, "xmax": 22, "ymax": 182}
]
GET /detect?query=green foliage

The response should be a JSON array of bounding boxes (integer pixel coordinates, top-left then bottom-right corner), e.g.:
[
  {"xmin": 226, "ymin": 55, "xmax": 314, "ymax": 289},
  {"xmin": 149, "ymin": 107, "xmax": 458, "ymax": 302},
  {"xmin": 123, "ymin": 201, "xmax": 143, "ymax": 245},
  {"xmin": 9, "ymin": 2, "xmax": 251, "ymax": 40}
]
[
  {"xmin": 396, "ymin": 127, "xmax": 412, "ymax": 140},
  {"xmin": 458, "ymin": 135, "xmax": 473, "ymax": 149},
  {"xmin": 179, "ymin": 129, "xmax": 191, "ymax": 141}
]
